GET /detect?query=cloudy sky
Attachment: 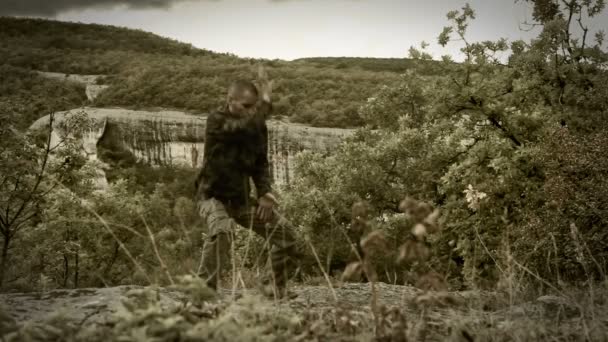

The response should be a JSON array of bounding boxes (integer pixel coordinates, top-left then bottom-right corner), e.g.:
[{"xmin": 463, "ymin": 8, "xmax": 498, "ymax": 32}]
[{"xmin": 2, "ymin": 0, "xmax": 607, "ymax": 60}]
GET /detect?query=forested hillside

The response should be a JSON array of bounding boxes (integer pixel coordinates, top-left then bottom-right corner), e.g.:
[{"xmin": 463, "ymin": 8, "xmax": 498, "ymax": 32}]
[{"xmin": 0, "ymin": 17, "xmax": 427, "ymax": 128}]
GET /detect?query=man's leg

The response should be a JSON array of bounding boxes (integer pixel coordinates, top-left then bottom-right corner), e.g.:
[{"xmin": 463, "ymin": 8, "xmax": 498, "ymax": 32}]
[
  {"xmin": 198, "ymin": 198, "xmax": 236, "ymax": 290},
  {"xmin": 235, "ymin": 207, "xmax": 299, "ymax": 297}
]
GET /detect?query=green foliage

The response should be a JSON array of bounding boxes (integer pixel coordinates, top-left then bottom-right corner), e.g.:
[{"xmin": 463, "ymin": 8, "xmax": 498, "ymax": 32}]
[
  {"xmin": 294, "ymin": 56, "xmax": 442, "ymax": 76},
  {"xmin": 0, "ymin": 110, "xmax": 96, "ymax": 288},
  {"xmin": 0, "ymin": 17, "xmax": 220, "ymax": 74},
  {"xmin": 514, "ymin": 127, "xmax": 608, "ymax": 279},
  {"xmin": 0, "ymin": 17, "xmax": 426, "ymax": 128},
  {"xmin": 17, "ymin": 177, "xmax": 203, "ymax": 290},
  {"xmin": 0, "ymin": 65, "xmax": 87, "ymax": 129},
  {"xmin": 283, "ymin": 0, "xmax": 608, "ymax": 287},
  {"xmin": 93, "ymin": 58, "xmax": 390, "ymax": 128},
  {"xmin": 2, "ymin": 108, "xmax": 204, "ymax": 290}
]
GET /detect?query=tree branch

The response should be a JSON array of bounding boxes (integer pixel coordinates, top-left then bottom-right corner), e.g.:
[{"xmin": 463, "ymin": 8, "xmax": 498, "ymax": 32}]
[
  {"xmin": 488, "ymin": 116, "xmax": 522, "ymax": 147},
  {"xmin": 562, "ymin": 0, "xmax": 577, "ymax": 58},
  {"xmin": 0, "ymin": 176, "xmax": 8, "ymax": 191},
  {"xmin": 443, "ymin": 137, "xmax": 481, "ymax": 168},
  {"xmin": 4, "ymin": 176, "xmax": 22, "ymax": 221},
  {"xmin": 10, "ymin": 210, "xmax": 39, "ymax": 238},
  {"xmin": 8, "ymin": 114, "xmax": 54, "ymax": 226},
  {"xmin": 39, "ymin": 178, "xmax": 63, "ymax": 199},
  {"xmin": 453, "ymin": 103, "xmax": 522, "ymax": 148},
  {"xmin": 3, "ymin": 199, "xmax": 10, "ymax": 231},
  {"xmin": 0, "ymin": 216, "xmax": 7, "ymax": 237},
  {"xmin": 577, "ymin": 10, "xmax": 589, "ymax": 61},
  {"xmin": 382, "ymin": 156, "xmax": 400, "ymax": 186}
]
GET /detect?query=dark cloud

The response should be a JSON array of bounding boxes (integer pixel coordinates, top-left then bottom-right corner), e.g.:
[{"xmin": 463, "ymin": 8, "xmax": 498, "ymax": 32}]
[
  {"xmin": 0, "ymin": 0, "xmax": 360, "ymax": 17},
  {"xmin": 0, "ymin": 0, "xmax": 197, "ymax": 16}
]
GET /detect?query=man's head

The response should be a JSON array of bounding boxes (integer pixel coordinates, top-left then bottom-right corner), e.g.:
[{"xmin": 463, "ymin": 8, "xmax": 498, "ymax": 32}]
[{"xmin": 226, "ymin": 80, "xmax": 259, "ymax": 118}]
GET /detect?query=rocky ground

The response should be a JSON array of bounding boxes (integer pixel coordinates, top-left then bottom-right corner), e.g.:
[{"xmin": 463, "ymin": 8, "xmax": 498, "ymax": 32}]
[
  {"xmin": 2, "ymin": 283, "xmax": 423, "ymax": 326},
  {"xmin": 2, "ymin": 281, "xmax": 605, "ymax": 341}
]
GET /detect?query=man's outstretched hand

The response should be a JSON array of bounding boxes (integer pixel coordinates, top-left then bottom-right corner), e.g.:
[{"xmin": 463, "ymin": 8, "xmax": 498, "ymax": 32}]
[
  {"xmin": 257, "ymin": 65, "xmax": 273, "ymax": 103},
  {"xmin": 257, "ymin": 192, "xmax": 278, "ymax": 222}
]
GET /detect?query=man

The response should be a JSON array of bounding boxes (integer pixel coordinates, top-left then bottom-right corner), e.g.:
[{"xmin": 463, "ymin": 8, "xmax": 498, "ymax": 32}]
[{"xmin": 195, "ymin": 66, "xmax": 298, "ymax": 298}]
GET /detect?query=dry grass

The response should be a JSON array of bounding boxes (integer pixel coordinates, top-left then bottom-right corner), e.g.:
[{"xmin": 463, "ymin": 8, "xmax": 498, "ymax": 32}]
[{"xmin": 4, "ymin": 192, "xmax": 607, "ymax": 341}]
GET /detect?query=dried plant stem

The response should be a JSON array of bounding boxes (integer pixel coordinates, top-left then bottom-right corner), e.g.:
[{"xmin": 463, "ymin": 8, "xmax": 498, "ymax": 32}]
[
  {"xmin": 571, "ymin": 222, "xmax": 606, "ymax": 278},
  {"xmin": 370, "ymin": 278, "xmax": 381, "ymax": 336},
  {"xmin": 569, "ymin": 223, "xmax": 601, "ymax": 322},
  {"xmin": 230, "ymin": 230, "xmax": 238, "ymax": 299},
  {"xmin": 234, "ymin": 210, "xmax": 259, "ymax": 291},
  {"xmin": 57, "ymin": 182, "xmax": 152, "ymax": 285},
  {"xmin": 90, "ymin": 220, "xmax": 150, "ymax": 284},
  {"xmin": 238, "ymin": 211, "xmax": 256, "ymax": 274},
  {"xmin": 318, "ymin": 194, "xmax": 364, "ymax": 263},
  {"xmin": 307, "ymin": 238, "xmax": 338, "ymax": 302},
  {"xmin": 474, "ymin": 224, "xmax": 505, "ymax": 277},
  {"xmin": 511, "ymin": 259, "xmax": 566, "ymax": 295},
  {"xmin": 550, "ymin": 233, "xmax": 561, "ymax": 285},
  {"xmin": 53, "ymin": 218, "xmax": 146, "ymax": 238},
  {"xmin": 141, "ymin": 215, "xmax": 174, "ymax": 286}
]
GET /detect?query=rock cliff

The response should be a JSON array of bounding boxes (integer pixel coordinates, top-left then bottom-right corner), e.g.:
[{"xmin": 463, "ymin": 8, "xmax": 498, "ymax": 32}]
[{"xmin": 30, "ymin": 107, "xmax": 355, "ymax": 187}]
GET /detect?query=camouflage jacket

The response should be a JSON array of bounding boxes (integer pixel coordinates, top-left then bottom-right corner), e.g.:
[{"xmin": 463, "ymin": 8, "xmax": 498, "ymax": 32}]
[{"xmin": 194, "ymin": 102, "xmax": 272, "ymax": 206}]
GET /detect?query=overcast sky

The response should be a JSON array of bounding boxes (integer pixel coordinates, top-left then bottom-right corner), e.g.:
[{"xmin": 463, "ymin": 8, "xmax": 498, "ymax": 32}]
[{"xmin": 3, "ymin": 0, "xmax": 607, "ymax": 61}]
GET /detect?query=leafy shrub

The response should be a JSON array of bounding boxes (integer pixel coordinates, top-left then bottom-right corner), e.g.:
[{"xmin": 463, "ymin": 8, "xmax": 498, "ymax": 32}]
[{"xmin": 283, "ymin": 1, "xmax": 608, "ymax": 288}]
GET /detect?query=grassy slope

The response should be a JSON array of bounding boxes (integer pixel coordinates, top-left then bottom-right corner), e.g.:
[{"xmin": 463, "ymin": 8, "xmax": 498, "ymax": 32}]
[{"xmin": 0, "ymin": 65, "xmax": 87, "ymax": 129}]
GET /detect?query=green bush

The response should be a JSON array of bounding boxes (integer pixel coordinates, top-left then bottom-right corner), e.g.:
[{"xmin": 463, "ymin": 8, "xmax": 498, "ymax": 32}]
[{"xmin": 283, "ymin": 1, "xmax": 608, "ymax": 288}]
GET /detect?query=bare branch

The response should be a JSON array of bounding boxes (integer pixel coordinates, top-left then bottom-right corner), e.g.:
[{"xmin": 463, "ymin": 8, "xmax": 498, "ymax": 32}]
[
  {"xmin": 39, "ymin": 178, "xmax": 63, "ymax": 199},
  {"xmin": 444, "ymin": 137, "xmax": 481, "ymax": 167},
  {"xmin": 561, "ymin": 0, "xmax": 579, "ymax": 60},
  {"xmin": 0, "ymin": 216, "xmax": 7, "ymax": 236},
  {"xmin": 0, "ymin": 176, "xmax": 9, "ymax": 190},
  {"xmin": 452, "ymin": 104, "xmax": 522, "ymax": 148},
  {"xmin": 48, "ymin": 131, "xmax": 73, "ymax": 153},
  {"xmin": 8, "ymin": 113, "xmax": 55, "ymax": 225},
  {"xmin": 52, "ymin": 218, "xmax": 146, "ymax": 238},
  {"xmin": 488, "ymin": 116, "xmax": 522, "ymax": 147},
  {"xmin": 102, "ymin": 243, "xmax": 120, "ymax": 280},
  {"xmin": 4, "ymin": 176, "xmax": 22, "ymax": 220},
  {"xmin": 141, "ymin": 214, "xmax": 174, "ymax": 285},
  {"xmin": 3, "ymin": 199, "xmax": 10, "ymax": 230},
  {"xmin": 450, "ymin": 75, "xmax": 462, "ymax": 88},
  {"xmin": 10, "ymin": 210, "xmax": 39, "ymax": 237},
  {"xmin": 577, "ymin": 10, "xmax": 589, "ymax": 61}
]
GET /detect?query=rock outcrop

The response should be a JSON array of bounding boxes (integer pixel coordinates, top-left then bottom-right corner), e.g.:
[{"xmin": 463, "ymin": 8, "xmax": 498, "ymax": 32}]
[
  {"xmin": 36, "ymin": 71, "xmax": 109, "ymax": 101},
  {"xmin": 2, "ymin": 282, "xmax": 579, "ymax": 341},
  {"xmin": 0, "ymin": 283, "xmax": 451, "ymax": 326},
  {"xmin": 30, "ymin": 107, "xmax": 355, "ymax": 187}
]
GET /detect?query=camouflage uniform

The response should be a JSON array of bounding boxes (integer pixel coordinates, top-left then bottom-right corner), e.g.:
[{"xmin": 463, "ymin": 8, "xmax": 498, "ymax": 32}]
[{"xmin": 194, "ymin": 102, "xmax": 298, "ymax": 292}]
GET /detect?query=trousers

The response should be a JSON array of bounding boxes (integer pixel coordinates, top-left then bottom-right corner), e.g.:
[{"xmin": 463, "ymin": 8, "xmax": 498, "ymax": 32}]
[{"xmin": 197, "ymin": 197, "xmax": 298, "ymax": 290}]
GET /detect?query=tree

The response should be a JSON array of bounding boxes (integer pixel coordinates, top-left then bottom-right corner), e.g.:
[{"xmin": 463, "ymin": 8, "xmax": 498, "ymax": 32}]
[
  {"xmin": 0, "ymin": 111, "xmax": 91, "ymax": 287},
  {"xmin": 283, "ymin": 1, "xmax": 608, "ymax": 287}
]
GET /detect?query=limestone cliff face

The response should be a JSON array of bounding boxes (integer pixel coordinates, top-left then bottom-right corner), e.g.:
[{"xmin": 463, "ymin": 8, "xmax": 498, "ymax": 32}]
[
  {"xmin": 266, "ymin": 121, "xmax": 352, "ymax": 185},
  {"xmin": 30, "ymin": 107, "xmax": 354, "ymax": 187}
]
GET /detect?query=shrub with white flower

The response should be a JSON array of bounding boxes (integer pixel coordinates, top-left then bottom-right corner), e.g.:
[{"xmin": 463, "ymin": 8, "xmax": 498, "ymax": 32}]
[{"xmin": 463, "ymin": 184, "xmax": 487, "ymax": 211}]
